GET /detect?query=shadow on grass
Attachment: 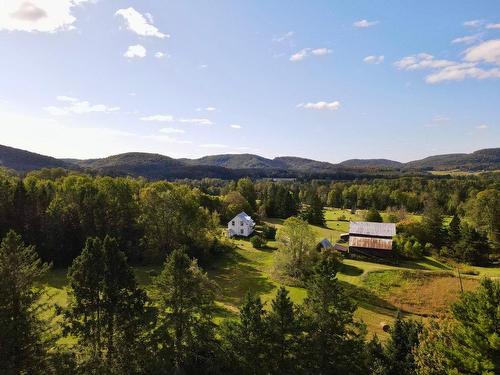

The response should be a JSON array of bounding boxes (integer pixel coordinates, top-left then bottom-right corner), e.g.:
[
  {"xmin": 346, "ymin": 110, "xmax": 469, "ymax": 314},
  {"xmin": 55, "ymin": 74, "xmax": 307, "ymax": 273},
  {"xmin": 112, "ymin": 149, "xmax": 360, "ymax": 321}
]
[
  {"xmin": 339, "ymin": 280, "xmax": 399, "ymax": 315},
  {"xmin": 338, "ymin": 263, "xmax": 364, "ymax": 277},
  {"xmin": 39, "ymin": 268, "xmax": 68, "ymax": 289},
  {"xmin": 208, "ymin": 249, "xmax": 275, "ymax": 309}
]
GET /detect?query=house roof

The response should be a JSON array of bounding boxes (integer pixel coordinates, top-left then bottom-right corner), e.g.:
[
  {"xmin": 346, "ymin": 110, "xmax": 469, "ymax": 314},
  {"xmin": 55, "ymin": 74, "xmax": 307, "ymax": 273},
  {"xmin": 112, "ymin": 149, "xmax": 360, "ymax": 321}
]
[
  {"xmin": 319, "ymin": 239, "xmax": 333, "ymax": 249},
  {"xmin": 230, "ymin": 212, "xmax": 255, "ymax": 224},
  {"xmin": 349, "ymin": 221, "xmax": 396, "ymax": 237},
  {"xmin": 349, "ymin": 236, "xmax": 393, "ymax": 251}
]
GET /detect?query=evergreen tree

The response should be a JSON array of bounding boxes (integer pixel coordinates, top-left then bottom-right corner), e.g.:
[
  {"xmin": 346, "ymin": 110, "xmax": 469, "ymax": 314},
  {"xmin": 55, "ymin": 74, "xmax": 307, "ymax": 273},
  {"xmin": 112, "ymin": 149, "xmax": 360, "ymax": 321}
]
[
  {"xmin": 64, "ymin": 236, "xmax": 148, "ymax": 374},
  {"xmin": 415, "ymin": 279, "xmax": 500, "ymax": 374},
  {"xmin": 150, "ymin": 248, "xmax": 219, "ymax": 374},
  {"xmin": 0, "ymin": 230, "xmax": 53, "ymax": 375},
  {"xmin": 455, "ymin": 224, "xmax": 491, "ymax": 265},
  {"xmin": 385, "ymin": 313, "xmax": 423, "ymax": 375},
  {"xmin": 220, "ymin": 293, "xmax": 269, "ymax": 375},
  {"xmin": 237, "ymin": 178, "xmax": 257, "ymax": 211},
  {"xmin": 266, "ymin": 287, "xmax": 302, "ymax": 374},
  {"xmin": 302, "ymin": 255, "xmax": 367, "ymax": 374},
  {"xmin": 447, "ymin": 278, "xmax": 499, "ymax": 374},
  {"xmin": 300, "ymin": 193, "xmax": 325, "ymax": 226},
  {"xmin": 448, "ymin": 214, "xmax": 461, "ymax": 244},
  {"xmin": 365, "ymin": 335, "xmax": 388, "ymax": 375},
  {"xmin": 365, "ymin": 207, "xmax": 383, "ymax": 223},
  {"xmin": 420, "ymin": 200, "xmax": 445, "ymax": 248}
]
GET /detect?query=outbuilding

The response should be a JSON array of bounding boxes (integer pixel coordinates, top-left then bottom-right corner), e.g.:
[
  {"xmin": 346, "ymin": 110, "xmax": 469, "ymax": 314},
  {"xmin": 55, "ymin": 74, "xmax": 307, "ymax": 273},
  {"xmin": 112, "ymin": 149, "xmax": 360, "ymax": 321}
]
[{"xmin": 348, "ymin": 221, "xmax": 396, "ymax": 258}]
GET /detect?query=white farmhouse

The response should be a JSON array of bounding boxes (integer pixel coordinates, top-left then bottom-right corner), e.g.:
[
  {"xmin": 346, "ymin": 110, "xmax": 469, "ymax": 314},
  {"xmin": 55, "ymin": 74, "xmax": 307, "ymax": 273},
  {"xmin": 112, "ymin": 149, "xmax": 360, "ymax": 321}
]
[{"xmin": 227, "ymin": 212, "xmax": 255, "ymax": 237}]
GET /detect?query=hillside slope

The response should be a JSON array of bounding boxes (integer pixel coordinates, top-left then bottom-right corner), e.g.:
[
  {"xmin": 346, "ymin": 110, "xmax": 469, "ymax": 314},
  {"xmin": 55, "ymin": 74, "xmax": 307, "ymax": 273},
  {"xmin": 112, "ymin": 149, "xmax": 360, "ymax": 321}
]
[{"xmin": 0, "ymin": 144, "xmax": 71, "ymax": 172}]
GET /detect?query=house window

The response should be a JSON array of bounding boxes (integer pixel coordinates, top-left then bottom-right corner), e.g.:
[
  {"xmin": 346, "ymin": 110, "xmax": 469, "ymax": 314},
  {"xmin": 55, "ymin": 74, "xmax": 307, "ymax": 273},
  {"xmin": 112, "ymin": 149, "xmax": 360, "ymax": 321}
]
[
  {"xmin": 240, "ymin": 229, "xmax": 244, "ymax": 234},
  {"xmin": 240, "ymin": 221, "xmax": 244, "ymax": 226},
  {"xmin": 232, "ymin": 221, "xmax": 235, "ymax": 226}
]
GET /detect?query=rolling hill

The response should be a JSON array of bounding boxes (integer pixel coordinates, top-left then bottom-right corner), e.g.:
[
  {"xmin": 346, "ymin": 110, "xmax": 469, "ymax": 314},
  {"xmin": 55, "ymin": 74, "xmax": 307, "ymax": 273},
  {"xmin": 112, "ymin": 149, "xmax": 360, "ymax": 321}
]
[
  {"xmin": 0, "ymin": 144, "xmax": 71, "ymax": 172},
  {"xmin": 0, "ymin": 143, "xmax": 498, "ymax": 179}
]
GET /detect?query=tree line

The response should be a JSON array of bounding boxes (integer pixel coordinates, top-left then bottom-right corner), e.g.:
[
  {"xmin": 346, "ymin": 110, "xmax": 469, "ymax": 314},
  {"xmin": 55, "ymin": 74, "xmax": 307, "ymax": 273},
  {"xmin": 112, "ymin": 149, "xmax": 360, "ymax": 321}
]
[
  {"xmin": 1, "ymin": 230, "xmax": 498, "ymax": 375},
  {"xmin": 0, "ymin": 168, "xmax": 498, "ymax": 267}
]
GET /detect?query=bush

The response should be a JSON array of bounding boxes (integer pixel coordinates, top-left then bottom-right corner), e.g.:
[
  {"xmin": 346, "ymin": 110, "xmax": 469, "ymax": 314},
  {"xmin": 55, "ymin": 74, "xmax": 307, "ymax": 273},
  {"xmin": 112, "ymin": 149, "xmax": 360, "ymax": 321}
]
[
  {"xmin": 261, "ymin": 224, "xmax": 277, "ymax": 240},
  {"xmin": 393, "ymin": 235, "xmax": 424, "ymax": 259},
  {"xmin": 250, "ymin": 235, "xmax": 266, "ymax": 249}
]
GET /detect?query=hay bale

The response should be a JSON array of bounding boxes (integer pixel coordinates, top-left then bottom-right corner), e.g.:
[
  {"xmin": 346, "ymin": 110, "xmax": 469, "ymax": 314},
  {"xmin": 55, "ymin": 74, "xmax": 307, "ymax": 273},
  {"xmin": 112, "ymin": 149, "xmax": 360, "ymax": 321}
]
[{"xmin": 379, "ymin": 321, "xmax": 390, "ymax": 332}]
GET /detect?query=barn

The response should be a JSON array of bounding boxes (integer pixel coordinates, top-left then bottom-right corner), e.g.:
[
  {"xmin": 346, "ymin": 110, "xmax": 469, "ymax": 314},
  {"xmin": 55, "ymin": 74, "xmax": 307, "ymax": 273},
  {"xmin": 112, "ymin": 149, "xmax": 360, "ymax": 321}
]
[{"xmin": 348, "ymin": 221, "xmax": 396, "ymax": 258}]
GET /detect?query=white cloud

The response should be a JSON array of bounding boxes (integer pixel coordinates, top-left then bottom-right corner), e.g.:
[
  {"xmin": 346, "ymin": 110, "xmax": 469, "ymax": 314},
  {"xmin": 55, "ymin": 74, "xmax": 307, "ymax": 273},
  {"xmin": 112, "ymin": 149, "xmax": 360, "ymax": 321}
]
[
  {"xmin": 0, "ymin": 0, "xmax": 90, "ymax": 33},
  {"xmin": 160, "ymin": 127, "xmax": 185, "ymax": 134},
  {"xmin": 196, "ymin": 107, "xmax": 216, "ymax": 112},
  {"xmin": 56, "ymin": 95, "xmax": 78, "ymax": 102},
  {"xmin": 311, "ymin": 48, "xmax": 332, "ymax": 56},
  {"xmin": 395, "ymin": 40, "xmax": 500, "ymax": 83},
  {"xmin": 124, "ymin": 44, "xmax": 146, "ymax": 59},
  {"xmin": 0, "ymin": 110, "xmax": 191, "ymax": 159},
  {"xmin": 115, "ymin": 7, "xmax": 168, "ymax": 38},
  {"xmin": 425, "ymin": 63, "xmax": 500, "ymax": 83},
  {"xmin": 486, "ymin": 23, "xmax": 500, "ymax": 30},
  {"xmin": 353, "ymin": 19, "xmax": 379, "ymax": 28},
  {"xmin": 290, "ymin": 48, "xmax": 309, "ymax": 62},
  {"xmin": 230, "ymin": 124, "xmax": 242, "ymax": 129},
  {"xmin": 297, "ymin": 101, "xmax": 341, "ymax": 111},
  {"xmin": 363, "ymin": 55, "xmax": 385, "ymax": 64},
  {"xmin": 476, "ymin": 124, "xmax": 488, "ymax": 129},
  {"xmin": 179, "ymin": 118, "xmax": 213, "ymax": 125},
  {"xmin": 154, "ymin": 51, "xmax": 169, "ymax": 59},
  {"xmin": 140, "ymin": 114, "xmax": 174, "ymax": 122},
  {"xmin": 463, "ymin": 19, "xmax": 484, "ymax": 28},
  {"xmin": 44, "ymin": 96, "xmax": 120, "ymax": 115},
  {"xmin": 394, "ymin": 53, "xmax": 454, "ymax": 70},
  {"xmin": 424, "ymin": 115, "xmax": 450, "ymax": 127},
  {"xmin": 200, "ymin": 144, "xmax": 228, "ymax": 148},
  {"xmin": 464, "ymin": 39, "xmax": 500, "ymax": 65},
  {"xmin": 290, "ymin": 47, "xmax": 331, "ymax": 62},
  {"xmin": 452, "ymin": 34, "xmax": 481, "ymax": 44},
  {"xmin": 273, "ymin": 31, "xmax": 294, "ymax": 42}
]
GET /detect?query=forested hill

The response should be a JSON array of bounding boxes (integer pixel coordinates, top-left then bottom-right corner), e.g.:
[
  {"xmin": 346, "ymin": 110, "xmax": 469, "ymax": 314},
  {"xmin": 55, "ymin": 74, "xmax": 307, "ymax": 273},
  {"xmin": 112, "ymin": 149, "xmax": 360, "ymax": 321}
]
[
  {"xmin": 0, "ymin": 144, "xmax": 71, "ymax": 172},
  {"xmin": 0, "ymin": 143, "xmax": 499, "ymax": 179},
  {"xmin": 403, "ymin": 148, "xmax": 500, "ymax": 171}
]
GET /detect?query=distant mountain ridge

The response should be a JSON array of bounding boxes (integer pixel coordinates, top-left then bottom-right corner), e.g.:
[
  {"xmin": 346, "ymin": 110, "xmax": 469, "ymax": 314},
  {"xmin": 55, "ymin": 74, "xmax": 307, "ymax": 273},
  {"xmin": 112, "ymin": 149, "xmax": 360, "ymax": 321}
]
[{"xmin": 0, "ymin": 144, "xmax": 498, "ymax": 180}]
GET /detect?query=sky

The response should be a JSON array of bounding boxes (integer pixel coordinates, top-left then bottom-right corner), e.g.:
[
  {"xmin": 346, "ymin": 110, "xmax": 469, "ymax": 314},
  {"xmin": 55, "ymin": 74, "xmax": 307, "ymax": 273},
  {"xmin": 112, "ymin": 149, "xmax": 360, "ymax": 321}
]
[{"xmin": 0, "ymin": 0, "xmax": 499, "ymax": 163}]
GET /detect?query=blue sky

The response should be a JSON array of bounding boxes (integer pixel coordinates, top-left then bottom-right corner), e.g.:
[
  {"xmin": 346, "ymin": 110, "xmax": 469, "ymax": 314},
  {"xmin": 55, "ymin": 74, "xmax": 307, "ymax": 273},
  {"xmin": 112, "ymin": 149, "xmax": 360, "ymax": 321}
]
[{"xmin": 1, "ymin": 0, "xmax": 499, "ymax": 162}]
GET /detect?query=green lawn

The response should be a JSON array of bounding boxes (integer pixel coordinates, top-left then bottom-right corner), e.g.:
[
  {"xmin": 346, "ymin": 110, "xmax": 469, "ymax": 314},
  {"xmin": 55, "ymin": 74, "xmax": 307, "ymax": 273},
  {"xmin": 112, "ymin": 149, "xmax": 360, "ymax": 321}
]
[{"xmin": 38, "ymin": 207, "xmax": 499, "ymax": 341}]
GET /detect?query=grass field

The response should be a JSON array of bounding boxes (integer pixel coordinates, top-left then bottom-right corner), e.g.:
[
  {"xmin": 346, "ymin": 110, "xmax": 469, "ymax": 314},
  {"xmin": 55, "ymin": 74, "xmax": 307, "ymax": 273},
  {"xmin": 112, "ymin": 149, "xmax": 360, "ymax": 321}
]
[{"xmin": 39, "ymin": 207, "xmax": 499, "ymax": 341}]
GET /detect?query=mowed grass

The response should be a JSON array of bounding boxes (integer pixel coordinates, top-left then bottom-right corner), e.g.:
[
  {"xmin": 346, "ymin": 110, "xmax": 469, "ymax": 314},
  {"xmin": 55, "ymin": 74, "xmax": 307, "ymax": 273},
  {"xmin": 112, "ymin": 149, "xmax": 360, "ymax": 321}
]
[{"xmin": 38, "ymin": 207, "xmax": 498, "ymax": 341}]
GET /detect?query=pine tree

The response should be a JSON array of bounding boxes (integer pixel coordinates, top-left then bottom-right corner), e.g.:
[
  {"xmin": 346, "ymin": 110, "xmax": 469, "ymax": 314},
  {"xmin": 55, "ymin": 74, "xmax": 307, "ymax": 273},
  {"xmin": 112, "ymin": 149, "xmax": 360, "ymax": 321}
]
[
  {"xmin": 301, "ymin": 194, "xmax": 325, "ymax": 226},
  {"xmin": 447, "ymin": 278, "xmax": 499, "ymax": 374},
  {"xmin": 365, "ymin": 207, "xmax": 383, "ymax": 223},
  {"xmin": 365, "ymin": 335, "xmax": 388, "ymax": 375},
  {"xmin": 151, "ymin": 247, "xmax": 219, "ymax": 374},
  {"xmin": 266, "ymin": 287, "xmax": 302, "ymax": 374},
  {"xmin": 220, "ymin": 292, "xmax": 269, "ymax": 375},
  {"xmin": 385, "ymin": 312, "xmax": 423, "ymax": 375},
  {"xmin": 448, "ymin": 214, "xmax": 461, "ymax": 244},
  {"xmin": 64, "ymin": 236, "xmax": 148, "ymax": 374},
  {"xmin": 0, "ymin": 230, "xmax": 53, "ymax": 375},
  {"xmin": 302, "ymin": 255, "xmax": 367, "ymax": 374}
]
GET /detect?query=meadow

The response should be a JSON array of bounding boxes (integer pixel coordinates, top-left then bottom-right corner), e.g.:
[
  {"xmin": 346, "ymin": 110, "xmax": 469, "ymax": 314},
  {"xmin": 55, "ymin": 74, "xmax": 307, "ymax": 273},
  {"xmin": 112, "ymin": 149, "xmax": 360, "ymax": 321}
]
[{"xmin": 40, "ymin": 208, "xmax": 499, "ymax": 341}]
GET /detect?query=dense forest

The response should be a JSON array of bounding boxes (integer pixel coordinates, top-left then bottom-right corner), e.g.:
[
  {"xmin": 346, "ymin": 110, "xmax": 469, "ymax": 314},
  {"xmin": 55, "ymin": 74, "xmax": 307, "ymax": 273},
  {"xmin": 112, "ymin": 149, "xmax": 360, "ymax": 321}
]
[
  {"xmin": 0, "ymin": 167, "xmax": 498, "ymax": 267},
  {"xmin": 0, "ymin": 166, "xmax": 499, "ymax": 374}
]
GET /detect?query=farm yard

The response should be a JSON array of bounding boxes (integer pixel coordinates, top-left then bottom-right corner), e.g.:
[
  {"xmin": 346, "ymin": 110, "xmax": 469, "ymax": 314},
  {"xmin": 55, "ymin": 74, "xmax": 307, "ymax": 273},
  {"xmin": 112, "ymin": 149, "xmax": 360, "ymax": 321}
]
[{"xmin": 39, "ymin": 208, "xmax": 497, "ymax": 341}]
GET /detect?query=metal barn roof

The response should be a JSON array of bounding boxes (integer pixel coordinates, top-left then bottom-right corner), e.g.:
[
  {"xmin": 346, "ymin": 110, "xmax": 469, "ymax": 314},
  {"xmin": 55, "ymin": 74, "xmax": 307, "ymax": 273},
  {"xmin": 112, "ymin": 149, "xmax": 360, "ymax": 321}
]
[
  {"xmin": 349, "ymin": 236, "xmax": 393, "ymax": 251},
  {"xmin": 349, "ymin": 221, "xmax": 396, "ymax": 237}
]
